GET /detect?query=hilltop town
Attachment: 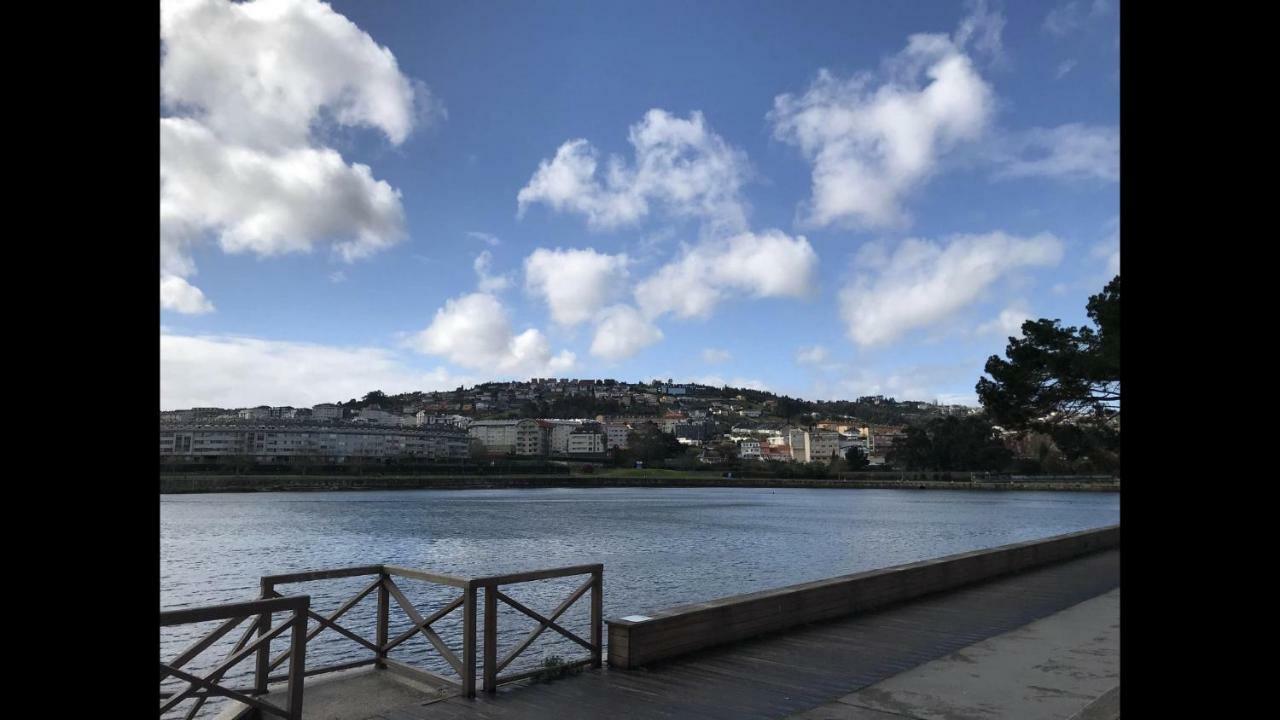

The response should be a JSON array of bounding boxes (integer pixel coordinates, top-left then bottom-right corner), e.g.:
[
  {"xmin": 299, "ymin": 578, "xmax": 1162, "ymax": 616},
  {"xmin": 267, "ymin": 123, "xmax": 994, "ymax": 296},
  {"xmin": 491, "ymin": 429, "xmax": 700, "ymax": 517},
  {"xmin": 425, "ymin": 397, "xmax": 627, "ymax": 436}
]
[{"xmin": 160, "ymin": 378, "xmax": 980, "ymax": 468}]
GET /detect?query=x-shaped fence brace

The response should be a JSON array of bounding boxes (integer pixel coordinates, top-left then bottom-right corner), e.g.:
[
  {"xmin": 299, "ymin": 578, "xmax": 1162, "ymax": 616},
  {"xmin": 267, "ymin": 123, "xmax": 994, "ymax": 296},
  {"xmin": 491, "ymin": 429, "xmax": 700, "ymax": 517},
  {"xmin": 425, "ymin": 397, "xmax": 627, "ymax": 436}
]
[
  {"xmin": 491, "ymin": 574, "xmax": 597, "ymax": 676},
  {"xmin": 160, "ymin": 598, "xmax": 306, "ymax": 720},
  {"xmin": 262, "ymin": 575, "xmax": 467, "ymax": 679}
]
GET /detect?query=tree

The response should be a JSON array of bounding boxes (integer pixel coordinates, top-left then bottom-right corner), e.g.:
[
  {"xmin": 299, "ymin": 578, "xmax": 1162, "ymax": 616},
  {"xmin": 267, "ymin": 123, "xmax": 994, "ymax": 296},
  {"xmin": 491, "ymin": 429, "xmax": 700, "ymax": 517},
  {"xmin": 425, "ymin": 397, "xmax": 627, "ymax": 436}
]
[
  {"xmin": 886, "ymin": 417, "xmax": 1013, "ymax": 472},
  {"xmin": 977, "ymin": 276, "xmax": 1119, "ymax": 432},
  {"xmin": 626, "ymin": 423, "xmax": 684, "ymax": 464},
  {"xmin": 976, "ymin": 275, "xmax": 1120, "ymax": 470},
  {"xmin": 844, "ymin": 445, "xmax": 869, "ymax": 470}
]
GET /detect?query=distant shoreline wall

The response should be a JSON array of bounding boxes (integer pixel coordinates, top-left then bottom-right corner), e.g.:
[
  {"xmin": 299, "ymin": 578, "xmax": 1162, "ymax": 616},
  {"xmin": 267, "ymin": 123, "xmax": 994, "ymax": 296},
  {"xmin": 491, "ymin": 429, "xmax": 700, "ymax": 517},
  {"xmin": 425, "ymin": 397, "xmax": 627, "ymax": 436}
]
[{"xmin": 159, "ymin": 474, "xmax": 1120, "ymax": 494}]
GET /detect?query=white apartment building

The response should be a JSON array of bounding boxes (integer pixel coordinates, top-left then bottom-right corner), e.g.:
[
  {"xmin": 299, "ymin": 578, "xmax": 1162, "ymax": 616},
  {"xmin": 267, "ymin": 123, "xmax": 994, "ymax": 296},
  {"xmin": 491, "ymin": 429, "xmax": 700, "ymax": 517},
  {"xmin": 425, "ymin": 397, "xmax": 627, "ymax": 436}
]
[
  {"xmin": 603, "ymin": 423, "xmax": 630, "ymax": 450},
  {"xmin": 738, "ymin": 439, "xmax": 762, "ymax": 460},
  {"xmin": 467, "ymin": 419, "xmax": 544, "ymax": 456},
  {"xmin": 786, "ymin": 428, "xmax": 842, "ymax": 462},
  {"xmin": 311, "ymin": 404, "xmax": 343, "ymax": 421},
  {"xmin": 238, "ymin": 406, "xmax": 271, "ymax": 420},
  {"xmin": 544, "ymin": 420, "xmax": 582, "ymax": 456},
  {"xmin": 567, "ymin": 429, "xmax": 605, "ymax": 455}
]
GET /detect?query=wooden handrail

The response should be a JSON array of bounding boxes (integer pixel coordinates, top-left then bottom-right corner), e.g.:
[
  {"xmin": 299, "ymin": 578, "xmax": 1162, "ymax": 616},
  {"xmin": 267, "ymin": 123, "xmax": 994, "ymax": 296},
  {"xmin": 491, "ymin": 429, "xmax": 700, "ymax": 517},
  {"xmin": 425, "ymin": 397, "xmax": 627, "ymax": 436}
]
[{"xmin": 160, "ymin": 595, "xmax": 309, "ymax": 720}]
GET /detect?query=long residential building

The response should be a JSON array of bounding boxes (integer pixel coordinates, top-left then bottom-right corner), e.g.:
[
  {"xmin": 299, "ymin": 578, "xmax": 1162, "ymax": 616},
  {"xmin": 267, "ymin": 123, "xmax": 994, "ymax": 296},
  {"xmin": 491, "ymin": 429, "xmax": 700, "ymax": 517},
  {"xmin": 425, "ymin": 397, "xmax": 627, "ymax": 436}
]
[{"xmin": 159, "ymin": 421, "xmax": 470, "ymax": 461}]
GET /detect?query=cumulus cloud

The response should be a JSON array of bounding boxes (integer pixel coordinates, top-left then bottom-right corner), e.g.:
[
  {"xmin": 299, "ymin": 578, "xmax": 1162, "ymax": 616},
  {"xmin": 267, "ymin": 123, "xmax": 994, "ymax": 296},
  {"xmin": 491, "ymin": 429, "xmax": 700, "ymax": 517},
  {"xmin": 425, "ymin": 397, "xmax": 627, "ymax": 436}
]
[
  {"xmin": 993, "ymin": 124, "xmax": 1119, "ymax": 182},
  {"xmin": 161, "ymin": 332, "xmax": 472, "ymax": 409},
  {"xmin": 701, "ymin": 348, "xmax": 732, "ymax": 364},
  {"xmin": 769, "ymin": 13, "xmax": 996, "ymax": 229},
  {"xmin": 795, "ymin": 345, "xmax": 830, "ymax": 366},
  {"xmin": 410, "ymin": 293, "xmax": 575, "ymax": 376},
  {"xmin": 590, "ymin": 305, "xmax": 664, "ymax": 361},
  {"xmin": 161, "ymin": 118, "xmax": 406, "ymax": 263},
  {"xmin": 517, "ymin": 109, "xmax": 751, "ymax": 233},
  {"xmin": 524, "ymin": 248, "xmax": 630, "ymax": 326},
  {"xmin": 474, "ymin": 251, "xmax": 512, "ymax": 293},
  {"xmin": 160, "ymin": 275, "xmax": 215, "ymax": 314},
  {"xmin": 976, "ymin": 304, "xmax": 1031, "ymax": 337},
  {"xmin": 839, "ymin": 232, "xmax": 1063, "ymax": 347},
  {"xmin": 635, "ymin": 230, "xmax": 819, "ymax": 320},
  {"xmin": 160, "ymin": 0, "xmax": 427, "ymax": 312}
]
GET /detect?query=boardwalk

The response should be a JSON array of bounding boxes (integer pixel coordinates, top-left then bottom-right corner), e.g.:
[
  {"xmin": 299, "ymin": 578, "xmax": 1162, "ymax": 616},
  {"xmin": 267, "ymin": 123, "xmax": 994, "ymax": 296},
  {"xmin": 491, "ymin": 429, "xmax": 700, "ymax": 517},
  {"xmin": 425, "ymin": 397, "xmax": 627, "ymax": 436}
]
[{"xmin": 381, "ymin": 548, "xmax": 1119, "ymax": 720}]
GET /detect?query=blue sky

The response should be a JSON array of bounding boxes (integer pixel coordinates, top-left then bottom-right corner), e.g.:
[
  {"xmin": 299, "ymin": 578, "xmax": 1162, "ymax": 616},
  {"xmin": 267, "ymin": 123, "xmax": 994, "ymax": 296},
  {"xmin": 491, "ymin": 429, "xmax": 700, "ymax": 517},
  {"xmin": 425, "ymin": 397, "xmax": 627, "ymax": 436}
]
[{"xmin": 159, "ymin": 0, "xmax": 1118, "ymax": 410}]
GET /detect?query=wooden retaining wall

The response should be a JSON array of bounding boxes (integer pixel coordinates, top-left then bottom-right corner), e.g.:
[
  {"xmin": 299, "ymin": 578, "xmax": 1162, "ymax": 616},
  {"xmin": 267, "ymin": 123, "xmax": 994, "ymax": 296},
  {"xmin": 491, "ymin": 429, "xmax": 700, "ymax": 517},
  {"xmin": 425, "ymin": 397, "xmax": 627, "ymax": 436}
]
[{"xmin": 605, "ymin": 524, "xmax": 1120, "ymax": 669}]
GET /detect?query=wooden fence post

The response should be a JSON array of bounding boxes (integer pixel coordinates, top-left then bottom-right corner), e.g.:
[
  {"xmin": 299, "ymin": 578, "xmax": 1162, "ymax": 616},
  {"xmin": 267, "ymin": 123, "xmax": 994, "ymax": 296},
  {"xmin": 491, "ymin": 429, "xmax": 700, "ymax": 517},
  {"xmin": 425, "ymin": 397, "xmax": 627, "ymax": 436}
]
[
  {"xmin": 463, "ymin": 583, "xmax": 477, "ymax": 697},
  {"xmin": 483, "ymin": 587, "xmax": 497, "ymax": 694}
]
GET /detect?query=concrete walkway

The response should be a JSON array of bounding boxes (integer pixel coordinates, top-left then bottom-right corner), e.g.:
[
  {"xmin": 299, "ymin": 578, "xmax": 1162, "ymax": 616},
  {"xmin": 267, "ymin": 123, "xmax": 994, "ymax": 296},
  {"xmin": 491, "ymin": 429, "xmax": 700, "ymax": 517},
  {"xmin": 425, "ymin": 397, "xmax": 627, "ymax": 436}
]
[{"xmin": 787, "ymin": 588, "xmax": 1120, "ymax": 720}]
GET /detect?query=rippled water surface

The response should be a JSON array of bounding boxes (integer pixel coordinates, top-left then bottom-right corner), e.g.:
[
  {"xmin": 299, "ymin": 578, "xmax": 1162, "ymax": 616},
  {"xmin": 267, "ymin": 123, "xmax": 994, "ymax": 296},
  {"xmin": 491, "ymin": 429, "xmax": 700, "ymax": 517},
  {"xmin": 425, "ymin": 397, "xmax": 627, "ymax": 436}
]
[{"xmin": 160, "ymin": 487, "xmax": 1118, "ymax": 716}]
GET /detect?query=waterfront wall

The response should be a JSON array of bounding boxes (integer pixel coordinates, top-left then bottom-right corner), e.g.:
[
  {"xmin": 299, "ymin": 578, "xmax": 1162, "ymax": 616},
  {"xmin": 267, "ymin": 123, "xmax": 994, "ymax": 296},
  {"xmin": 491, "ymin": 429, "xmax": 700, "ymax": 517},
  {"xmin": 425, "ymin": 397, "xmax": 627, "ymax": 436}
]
[
  {"xmin": 159, "ymin": 473, "xmax": 1119, "ymax": 494},
  {"xmin": 605, "ymin": 525, "xmax": 1120, "ymax": 669}
]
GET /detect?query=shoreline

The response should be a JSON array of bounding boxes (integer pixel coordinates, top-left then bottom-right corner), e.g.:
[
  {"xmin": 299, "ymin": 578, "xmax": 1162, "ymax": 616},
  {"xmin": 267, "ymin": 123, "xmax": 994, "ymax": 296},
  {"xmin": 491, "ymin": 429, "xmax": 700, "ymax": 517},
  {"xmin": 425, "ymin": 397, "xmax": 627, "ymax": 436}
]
[{"xmin": 159, "ymin": 473, "xmax": 1120, "ymax": 494}]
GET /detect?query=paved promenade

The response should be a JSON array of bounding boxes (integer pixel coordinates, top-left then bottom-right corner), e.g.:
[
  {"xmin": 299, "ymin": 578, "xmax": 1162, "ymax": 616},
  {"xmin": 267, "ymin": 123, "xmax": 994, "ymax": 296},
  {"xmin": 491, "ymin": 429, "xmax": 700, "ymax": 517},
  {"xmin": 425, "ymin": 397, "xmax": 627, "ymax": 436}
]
[
  {"xmin": 346, "ymin": 548, "xmax": 1120, "ymax": 720},
  {"xmin": 788, "ymin": 588, "xmax": 1119, "ymax": 720}
]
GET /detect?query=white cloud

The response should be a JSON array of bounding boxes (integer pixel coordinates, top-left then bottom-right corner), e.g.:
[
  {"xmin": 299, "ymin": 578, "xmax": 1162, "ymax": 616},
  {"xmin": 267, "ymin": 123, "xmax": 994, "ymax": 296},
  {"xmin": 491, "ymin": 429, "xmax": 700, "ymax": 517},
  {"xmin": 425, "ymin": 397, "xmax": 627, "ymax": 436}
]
[
  {"xmin": 161, "ymin": 118, "xmax": 406, "ymax": 264},
  {"xmin": 839, "ymin": 232, "xmax": 1064, "ymax": 347},
  {"xmin": 1055, "ymin": 59, "xmax": 1078, "ymax": 79},
  {"xmin": 517, "ymin": 109, "xmax": 751, "ymax": 234},
  {"xmin": 467, "ymin": 231, "xmax": 501, "ymax": 246},
  {"xmin": 160, "ymin": 332, "xmax": 471, "ymax": 409},
  {"xmin": 160, "ymin": 275, "xmax": 215, "ymax": 314},
  {"xmin": 635, "ymin": 230, "xmax": 819, "ymax": 320},
  {"xmin": 819, "ymin": 363, "xmax": 980, "ymax": 406},
  {"xmin": 410, "ymin": 292, "xmax": 575, "ymax": 376},
  {"xmin": 1093, "ymin": 216, "xmax": 1120, "ymax": 276},
  {"xmin": 954, "ymin": 0, "xmax": 1007, "ymax": 64},
  {"xmin": 328, "ymin": 270, "xmax": 347, "ymax": 283},
  {"xmin": 474, "ymin": 251, "xmax": 512, "ymax": 293},
  {"xmin": 769, "ymin": 17, "xmax": 995, "ymax": 229},
  {"xmin": 795, "ymin": 345, "xmax": 830, "ymax": 366},
  {"xmin": 161, "ymin": 0, "xmax": 420, "ymax": 150},
  {"xmin": 994, "ymin": 124, "xmax": 1119, "ymax": 182},
  {"xmin": 160, "ymin": 0, "xmax": 425, "ymax": 312},
  {"xmin": 690, "ymin": 376, "xmax": 770, "ymax": 392},
  {"xmin": 701, "ymin": 348, "xmax": 732, "ymax": 364},
  {"xmin": 1043, "ymin": 3, "xmax": 1084, "ymax": 37},
  {"xmin": 976, "ymin": 304, "xmax": 1031, "ymax": 337},
  {"xmin": 524, "ymin": 248, "xmax": 630, "ymax": 326},
  {"xmin": 590, "ymin": 305, "xmax": 664, "ymax": 361}
]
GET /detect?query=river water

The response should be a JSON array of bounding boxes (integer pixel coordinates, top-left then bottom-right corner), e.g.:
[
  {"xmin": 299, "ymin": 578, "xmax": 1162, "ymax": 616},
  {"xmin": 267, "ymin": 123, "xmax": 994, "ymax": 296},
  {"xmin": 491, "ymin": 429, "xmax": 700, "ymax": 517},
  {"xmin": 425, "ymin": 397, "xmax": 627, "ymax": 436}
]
[{"xmin": 159, "ymin": 487, "xmax": 1118, "ymax": 716}]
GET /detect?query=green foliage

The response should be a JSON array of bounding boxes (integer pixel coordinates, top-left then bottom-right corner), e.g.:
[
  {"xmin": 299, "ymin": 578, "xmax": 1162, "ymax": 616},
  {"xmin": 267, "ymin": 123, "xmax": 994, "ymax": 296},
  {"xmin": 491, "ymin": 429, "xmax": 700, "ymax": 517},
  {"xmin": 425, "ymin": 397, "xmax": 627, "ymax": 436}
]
[
  {"xmin": 625, "ymin": 423, "xmax": 685, "ymax": 464},
  {"xmin": 887, "ymin": 417, "xmax": 1013, "ymax": 471},
  {"xmin": 976, "ymin": 275, "xmax": 1119, "ymax": 473},
  {"xmin": 977, "ymin": 276, "xmax": 1120, "ymax": 432},
  {"xmin": 844, "ymin": 445, "xmax": 870, "ymax": 470},
  {"xmin": 535, "ymin": 655, "xmax": 580, "ymax": 683}
]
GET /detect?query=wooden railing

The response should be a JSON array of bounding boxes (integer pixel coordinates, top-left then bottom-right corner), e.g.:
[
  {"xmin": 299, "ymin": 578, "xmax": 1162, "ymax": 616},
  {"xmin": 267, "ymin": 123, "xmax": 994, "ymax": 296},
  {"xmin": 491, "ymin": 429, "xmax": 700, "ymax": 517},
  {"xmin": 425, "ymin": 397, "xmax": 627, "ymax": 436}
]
[
  {"xmin": 473, "ymin": 563, "xmax": 603, "ymax": 693},
  {"xmin": 259, "ymin": 564, "xmax": 478, "ymax": 696},
  {"xmin": 160, "ymin": 594, "xmax": 309, "ymax": 720},
  {"xmin": 251, "ymin": 562, "xmax": 602, "ymax": 698}
]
